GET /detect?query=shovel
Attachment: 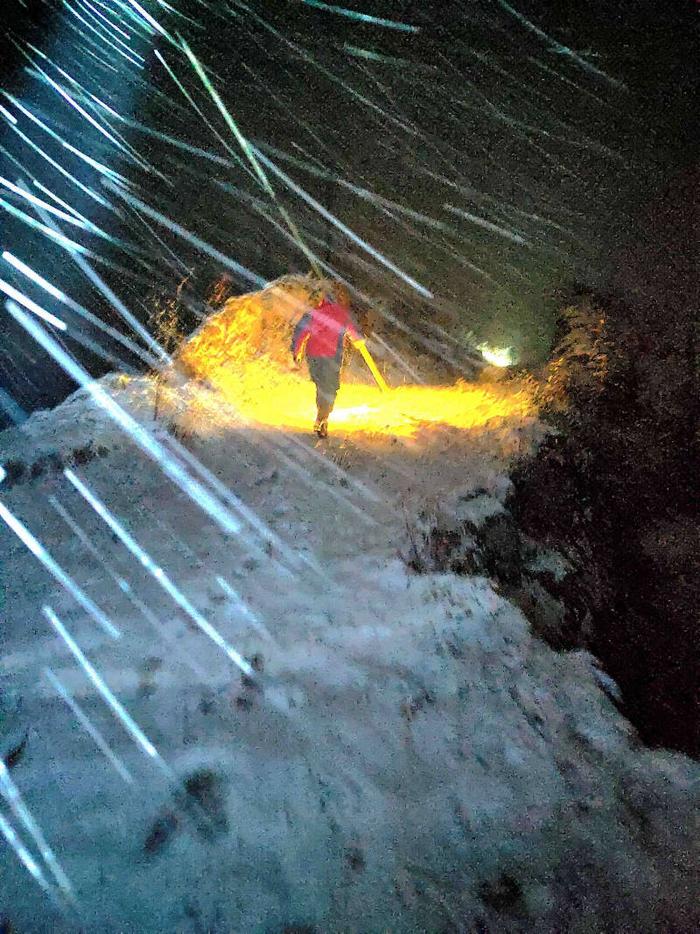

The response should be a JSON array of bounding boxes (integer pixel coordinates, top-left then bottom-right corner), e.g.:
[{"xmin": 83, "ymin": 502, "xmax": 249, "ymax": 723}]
[{"xmin": 353, "ymin": 339, "xmax": 390, "ymax": 393}]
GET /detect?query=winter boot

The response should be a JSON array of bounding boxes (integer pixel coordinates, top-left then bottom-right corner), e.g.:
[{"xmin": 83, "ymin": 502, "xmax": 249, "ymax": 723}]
[{"xmin": 314, "ymin": 400, "xmax": 332, "ymax": 438}]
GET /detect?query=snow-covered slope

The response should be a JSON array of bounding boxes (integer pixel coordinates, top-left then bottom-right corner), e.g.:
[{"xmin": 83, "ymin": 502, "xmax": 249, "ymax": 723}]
[{"xmin": 1, "ymin": 376, "xmax": 698, "ymax": 932}]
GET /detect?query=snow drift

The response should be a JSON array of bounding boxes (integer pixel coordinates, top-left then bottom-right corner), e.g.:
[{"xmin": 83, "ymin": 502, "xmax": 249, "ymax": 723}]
[{"xmin": 0, "ymin": 373, "xmax": 698, "ymax": 932}]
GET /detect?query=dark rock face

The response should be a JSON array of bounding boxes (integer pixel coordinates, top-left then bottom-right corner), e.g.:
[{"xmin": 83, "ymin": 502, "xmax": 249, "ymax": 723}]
[
  {"xmin": 476, "ymin": 513, "xmax": 524, "ymax": 587},
  {"xmin": 509, "ymin": 253, "xmax": 699, "ymax": 757},
  {"xmin": 405, "ymin": 236, "xmax": 697, "ymax": 757}
]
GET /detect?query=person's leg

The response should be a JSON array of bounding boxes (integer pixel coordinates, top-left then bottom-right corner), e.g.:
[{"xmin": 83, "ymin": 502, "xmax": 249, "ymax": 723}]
[{"xmin": 308, "ymin": 357, "xmax": 340, "ymax": 435}]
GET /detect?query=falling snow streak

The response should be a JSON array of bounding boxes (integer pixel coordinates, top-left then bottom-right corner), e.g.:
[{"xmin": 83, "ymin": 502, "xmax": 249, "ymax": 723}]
[
  {"xmin": 26, "ymin": 63, "xmax": 148, "ymax": 168},
  {"xmin": 153, "ymin": 48, "xmax": 256, "ymax": 178},
  {"xmin": 0, "ymin": 810, "xmax": 60, "ymax": 906},
  {"xmin": 252, "ymin": 148, "xmax": 433, "ymax": 298},
  {"xmin": 0, "ymin": 497, "xmax": 120, "ymax": 638},
  {"xmin": 61, "ymin": 1, "xmax": 146, "ymax": 67},
  {"xmin": 2, "ymin": 90, "xmax": 133, "ymax": 184},
  {"xmin": 443, "ymin": 203, "xmax": 531, "ymax": 247},
  {"xmin": 0, "ymin": 122, "xmax": 114, "ymax": 210},
  {"xmin": 64, "ymin": 468, "xmax": 255, "ymax": 676},
  {"xmin": 0, "ymin": 757, "xmax": 76, "ymax": 903},
  {"xmin": 48, "ymin": 495, "xmax": 212, "ymax": 682},
  {"xmin": 0, "ymin": 196, "xmax": 91, "ymax": 254},
  {"xmin": 231, "ymin": 2, "xmax": 422, "ymax": 137},
  {"xmin": 43, "ymin": 606, "xmax": 164, "ymax": 762},
  {"xmin": 4, "ymin": 300, "xmax": 244, "ymax": 539},
  {"xmin": 155, "ymin": 424, "xmax": 321, "ymax": 570},
  {"xmin": 103, "ymin": 179, "xmax": 266, "ymax": 290},
  {"xmin": 44, "ymin": 667, "xmax": 135, "ymax": 784},
  {"xmin": 16, "ymin": 185, "xmax": 172, "ymax": 362},
  {"xmin": 0, "ymin": 388, "xmax": 27, "ymax": 424},
  {"xmin": 295, "ymin": 0, "xmax": 420, "ymax": 33},
  {"xmin": 1, "ymin": 252, "xmax": 162, "ymax": 366},
  {"xmin": 496, "ymin": 0, "xmax": 627, "ymax": 90},
  {"xmin": 179, "ymin": 37, "xmax": 323, "ymax": 277},
  {"xmin": 0, "ymin": 278, "xmax": 68, "ymax": 330}
]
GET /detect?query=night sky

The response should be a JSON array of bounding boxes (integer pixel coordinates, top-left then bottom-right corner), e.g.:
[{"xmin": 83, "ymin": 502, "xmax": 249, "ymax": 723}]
[{"xmin": 0, "ymin": 0, "xmax": 697, "ymax": 427}]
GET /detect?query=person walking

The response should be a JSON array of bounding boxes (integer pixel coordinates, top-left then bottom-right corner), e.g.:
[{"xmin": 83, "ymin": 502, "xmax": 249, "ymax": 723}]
[{"xmin": 291, "ymin": 283, "xmax": 363, "ymax": 438}]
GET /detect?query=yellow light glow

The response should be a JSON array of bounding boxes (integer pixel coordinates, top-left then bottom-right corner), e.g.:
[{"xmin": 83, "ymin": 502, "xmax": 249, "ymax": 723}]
[
  {"xmin": 163, "ymin": 361, "xmax": 534, "ymax": 439},
  {"xmin": 162, "ymin": 276, "xmax": 533, "ymax": 439}
]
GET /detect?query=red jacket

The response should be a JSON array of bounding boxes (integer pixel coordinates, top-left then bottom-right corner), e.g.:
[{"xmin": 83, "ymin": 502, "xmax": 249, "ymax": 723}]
[{"xmin": 292, "ymin": 299, "xmax": 360, "ymax": 359}]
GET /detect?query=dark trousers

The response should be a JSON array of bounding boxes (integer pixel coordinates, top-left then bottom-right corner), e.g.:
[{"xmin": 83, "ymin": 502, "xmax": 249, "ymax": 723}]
[{"xmin": 308, "ymin": 355, "xmax": 341, "ymax": 420}]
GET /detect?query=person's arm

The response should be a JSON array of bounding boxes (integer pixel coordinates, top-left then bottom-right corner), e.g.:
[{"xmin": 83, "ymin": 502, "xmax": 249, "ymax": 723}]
[{"xmin": 291, "ymin": 313, "xmax": 312, "ymax": 360}]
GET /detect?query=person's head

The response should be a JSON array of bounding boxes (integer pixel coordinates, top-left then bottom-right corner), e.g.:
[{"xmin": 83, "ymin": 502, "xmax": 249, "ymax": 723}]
[
  {"xmin": 308, "ymin": 277, "xmax": 350, "ymax": 308},
  {"xmin": 329, "ymin": 281, "xmax": 350, "ymax": 308}
]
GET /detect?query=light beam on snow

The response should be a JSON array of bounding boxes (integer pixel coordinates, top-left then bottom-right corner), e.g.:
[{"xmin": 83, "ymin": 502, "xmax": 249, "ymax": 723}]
[
  {"xmin": 0, "ymin": 759, "xmax": 75, "ymax": 902},
  {"xmin": 297, "ymin": 0, "xmax": 420, "ymax": 32},
  {"xmin": 4, "ymin": 300, "xmax": 243, "ymax": 538},
  {"xmin": 168, "ymin": 276, "xmax": 532, "ymax": 437},
  {"xmin": 64, "ymin": 469, "xmax": 255, "ymax": 678},
  {"xmin": 0, "ymin": 499, "xmax": 120, "ymax": 638},
  {"xmin": 44, "ymin": 606, "xmax": 161, "ymax": 759},
  {"xmin": 44, "ymin": 667, "xmax": 134, "ymax": 784},
  {"xmin": 171, "ymin": 337, "xmax": 532, "ymax": 438}
]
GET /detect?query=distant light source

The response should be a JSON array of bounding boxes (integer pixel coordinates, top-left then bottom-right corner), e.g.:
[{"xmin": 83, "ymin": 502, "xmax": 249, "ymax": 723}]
[{"xmin": 478, "ymin": 343, "xmax": 515, "ymax": 368}]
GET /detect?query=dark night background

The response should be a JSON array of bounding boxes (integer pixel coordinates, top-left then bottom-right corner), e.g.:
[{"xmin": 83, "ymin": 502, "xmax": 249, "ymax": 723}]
[{"xmin": 0, "ymin": 0, "xmax": 697, "ymax": 428}]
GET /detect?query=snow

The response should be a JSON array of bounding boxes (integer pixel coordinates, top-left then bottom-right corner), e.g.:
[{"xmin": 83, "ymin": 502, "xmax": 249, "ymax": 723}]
[
  {"xmin": 1, "ymin": 376, "xmax": 698, "ymax": 931},
  {"xmin": 525, "ymin": 546, "xmax": 572, "ymax": 583}
]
